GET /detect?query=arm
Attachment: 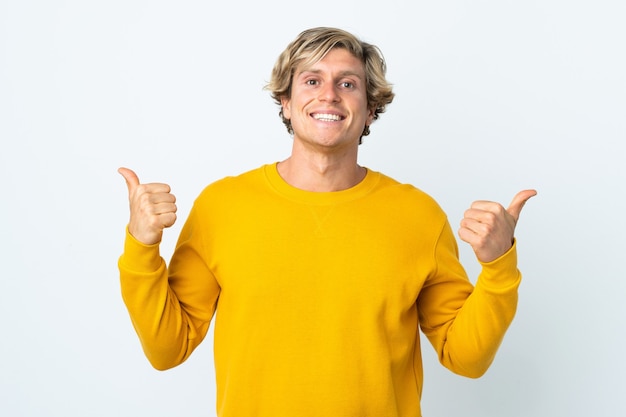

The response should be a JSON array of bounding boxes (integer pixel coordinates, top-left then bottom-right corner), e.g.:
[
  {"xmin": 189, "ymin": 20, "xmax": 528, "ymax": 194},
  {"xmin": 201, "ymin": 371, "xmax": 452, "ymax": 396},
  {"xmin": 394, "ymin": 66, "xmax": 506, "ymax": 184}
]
[
  {"xmin": 419, "ymin": 190, "xmax": 536, "ymax": 378},
  {"xmin": 117, "ymin": 168, "xmax": 219, "ymax": 370}
]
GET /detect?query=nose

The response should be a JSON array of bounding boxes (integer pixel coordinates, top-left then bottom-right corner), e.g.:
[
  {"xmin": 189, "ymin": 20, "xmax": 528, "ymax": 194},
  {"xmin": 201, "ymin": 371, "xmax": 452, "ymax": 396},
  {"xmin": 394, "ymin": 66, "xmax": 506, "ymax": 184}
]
[{"xmin": 318, "ymin": 82, "xmax": 340, "ymax": 102}]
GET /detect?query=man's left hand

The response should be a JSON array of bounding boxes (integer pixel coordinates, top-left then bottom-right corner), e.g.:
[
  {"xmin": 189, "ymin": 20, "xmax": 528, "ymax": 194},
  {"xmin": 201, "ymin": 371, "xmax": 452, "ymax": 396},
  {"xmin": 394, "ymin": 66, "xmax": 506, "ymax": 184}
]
[{"xmin": 458, "ymin": 189, "xmax": 537, "ymax": 263}]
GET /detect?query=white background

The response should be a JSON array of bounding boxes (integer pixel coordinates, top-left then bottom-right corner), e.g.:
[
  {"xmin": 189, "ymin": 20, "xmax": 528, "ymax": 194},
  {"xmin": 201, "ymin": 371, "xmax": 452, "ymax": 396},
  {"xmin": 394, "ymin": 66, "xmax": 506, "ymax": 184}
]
[{"xmin": 1, "ymin": 0, "xmax": 624, "ymax": 416}]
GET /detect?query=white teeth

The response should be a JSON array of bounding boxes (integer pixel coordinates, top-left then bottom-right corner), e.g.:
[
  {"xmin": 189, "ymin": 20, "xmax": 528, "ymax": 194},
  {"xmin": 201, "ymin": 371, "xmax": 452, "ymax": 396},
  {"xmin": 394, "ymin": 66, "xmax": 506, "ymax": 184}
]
[{"xmin": 313, "ymin": 113, "xmax": 342, "ymax": 121}]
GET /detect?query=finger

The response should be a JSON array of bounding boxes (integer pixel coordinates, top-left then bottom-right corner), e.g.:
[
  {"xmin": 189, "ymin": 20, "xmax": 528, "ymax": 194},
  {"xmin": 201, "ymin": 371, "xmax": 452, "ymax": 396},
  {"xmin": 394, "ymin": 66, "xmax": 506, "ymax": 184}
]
[
  {"xmin": 147, "ymin": 191, "xmax": 176, "ymax": 205},
  {"xmin": 458, "ymin": 224, "xmax": 485, "ymax": 247},
  {"xmin": 140, "ymin": 182, "xmax": 172, "ymax": 196},
  {"xmin": 118, "ymin": 167, "xmax": 140, "ymax": 194},
  {"xmin": 159, "ymin": 212, "xmax": 177, "ymax": 229},
  {"xmin": 464, "ymin": 205, "xmax": 501, "ymax": 222},
  {"xmin": 150, "ymin": 201, "xmax": 178, "ymax": 216},
  {"xmin": 460, "ymin": 216, "xmax": 492, "ymax": 235},
  {"xmin": 506, "ymin": 189, "xmax": 537, "ymax": 222}
]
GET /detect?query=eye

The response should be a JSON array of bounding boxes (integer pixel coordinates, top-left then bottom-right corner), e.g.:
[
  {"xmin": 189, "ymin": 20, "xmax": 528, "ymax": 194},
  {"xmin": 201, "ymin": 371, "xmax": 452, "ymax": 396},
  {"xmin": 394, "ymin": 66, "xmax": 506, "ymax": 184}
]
[
  {"xmin": 340, "ymin": 81, "xmax": 355, "ymax": 89},
  {"xmin": 305, "ymin": 79, "xmax": 318, "ymax": 86}
]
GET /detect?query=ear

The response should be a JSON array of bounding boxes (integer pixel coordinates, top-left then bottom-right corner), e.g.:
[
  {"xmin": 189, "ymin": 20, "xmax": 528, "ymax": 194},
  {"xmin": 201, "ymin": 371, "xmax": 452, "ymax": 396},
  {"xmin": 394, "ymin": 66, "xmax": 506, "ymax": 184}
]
[
  {"xmin": 365, "ymin": 107, "xmax": 376, "ymax": 126},
  {"xmin": 280, "ymin": 96, "xmax": 292, "ymax": 120}
]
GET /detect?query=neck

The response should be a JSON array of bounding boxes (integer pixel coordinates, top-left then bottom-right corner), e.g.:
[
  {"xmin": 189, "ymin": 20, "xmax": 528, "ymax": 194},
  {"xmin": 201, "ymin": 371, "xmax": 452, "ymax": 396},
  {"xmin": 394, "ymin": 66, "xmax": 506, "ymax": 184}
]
[{"xmin": 277, "ymin": 142, "xmax": 365, "ymax": 192}]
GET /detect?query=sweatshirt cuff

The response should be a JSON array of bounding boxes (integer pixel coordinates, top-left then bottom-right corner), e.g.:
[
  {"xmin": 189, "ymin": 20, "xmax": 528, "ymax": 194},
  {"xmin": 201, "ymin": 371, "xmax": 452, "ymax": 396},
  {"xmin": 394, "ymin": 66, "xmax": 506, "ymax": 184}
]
[
  {"xmin": 119, "ymin": 227, "xmax": 163, "ymax": 272},
  {"xmin": 476, "ymin": 239, "xmax": 522, "ymax": 293}
]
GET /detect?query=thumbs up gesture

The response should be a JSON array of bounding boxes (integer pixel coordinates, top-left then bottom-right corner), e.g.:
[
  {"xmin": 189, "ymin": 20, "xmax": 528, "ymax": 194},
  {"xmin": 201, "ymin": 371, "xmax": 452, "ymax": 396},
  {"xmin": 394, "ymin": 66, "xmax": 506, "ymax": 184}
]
[
  {"xmin": 118, "ymin": 167, "xmax": 177, "ymax": 245},
  {"xmin": 458, "ymin": 190, "xmax": 537, "ymax": 263}
]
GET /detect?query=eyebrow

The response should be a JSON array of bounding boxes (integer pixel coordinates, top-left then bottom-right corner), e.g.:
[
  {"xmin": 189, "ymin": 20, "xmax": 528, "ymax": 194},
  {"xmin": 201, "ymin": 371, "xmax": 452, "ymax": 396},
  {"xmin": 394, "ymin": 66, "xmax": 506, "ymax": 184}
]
[{"xmin": 297, "ymin": 68, "xmax": 365, "ymax": 80}]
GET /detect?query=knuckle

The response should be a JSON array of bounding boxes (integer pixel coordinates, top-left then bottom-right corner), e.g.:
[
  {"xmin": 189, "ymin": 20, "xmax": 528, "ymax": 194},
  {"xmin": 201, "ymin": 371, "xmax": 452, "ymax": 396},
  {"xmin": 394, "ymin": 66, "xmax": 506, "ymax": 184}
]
[
  {"xmin": 137, "ymin": 192, "xmax": 152, "ymax": 205},
  {"xmin": 135, "ymin": 184, "xmax": 148, "ymax": 195}
]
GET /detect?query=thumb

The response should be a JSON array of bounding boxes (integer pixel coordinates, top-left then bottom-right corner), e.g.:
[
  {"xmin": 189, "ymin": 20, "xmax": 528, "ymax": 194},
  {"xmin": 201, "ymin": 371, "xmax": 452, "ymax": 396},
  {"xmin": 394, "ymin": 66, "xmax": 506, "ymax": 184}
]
[
  {"xmin": 506, "ymin": 189, "xmax": 537, "ymax": 223},
  {"xmin": 118, "ymin": 167, "xmax": 140, "ymax": 193}
]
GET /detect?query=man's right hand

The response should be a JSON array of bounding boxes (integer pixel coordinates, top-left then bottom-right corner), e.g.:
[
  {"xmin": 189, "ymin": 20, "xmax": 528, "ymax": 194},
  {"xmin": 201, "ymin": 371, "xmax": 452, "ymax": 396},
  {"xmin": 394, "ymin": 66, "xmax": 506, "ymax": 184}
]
[{"xmin": 118, "ymin": 167, "xmax": 177, "ymax": 245}]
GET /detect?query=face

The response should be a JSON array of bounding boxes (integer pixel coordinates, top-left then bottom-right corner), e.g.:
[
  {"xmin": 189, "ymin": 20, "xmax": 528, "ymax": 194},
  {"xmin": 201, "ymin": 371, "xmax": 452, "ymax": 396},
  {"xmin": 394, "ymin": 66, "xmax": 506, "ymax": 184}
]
[{"xmin": 281, "ymin": 48, "xmax": 375, "ymax": 151}]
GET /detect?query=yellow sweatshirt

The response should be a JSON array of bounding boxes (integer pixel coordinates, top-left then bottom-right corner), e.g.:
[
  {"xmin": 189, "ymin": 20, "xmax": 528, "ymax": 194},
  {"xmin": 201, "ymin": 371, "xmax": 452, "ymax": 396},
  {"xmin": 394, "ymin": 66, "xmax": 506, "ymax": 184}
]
[{"xmin": 119, "ymin": 163, "xmax": 521, "ymax": 417}]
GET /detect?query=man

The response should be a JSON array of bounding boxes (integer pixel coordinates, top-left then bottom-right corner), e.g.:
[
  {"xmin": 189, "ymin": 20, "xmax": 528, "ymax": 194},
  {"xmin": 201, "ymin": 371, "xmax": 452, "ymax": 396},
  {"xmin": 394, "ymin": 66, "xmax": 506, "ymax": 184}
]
[{"xmin": 118, "ymin": 27, "xmax": 536, "ymax": 417}]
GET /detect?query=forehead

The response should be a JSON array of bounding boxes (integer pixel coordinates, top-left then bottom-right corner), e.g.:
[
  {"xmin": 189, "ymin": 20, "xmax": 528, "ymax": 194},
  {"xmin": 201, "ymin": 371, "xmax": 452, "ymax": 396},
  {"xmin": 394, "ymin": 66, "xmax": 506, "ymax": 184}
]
[{"xmin": 296, "ymin": 48, "xmax": 365, "ymax": 77}]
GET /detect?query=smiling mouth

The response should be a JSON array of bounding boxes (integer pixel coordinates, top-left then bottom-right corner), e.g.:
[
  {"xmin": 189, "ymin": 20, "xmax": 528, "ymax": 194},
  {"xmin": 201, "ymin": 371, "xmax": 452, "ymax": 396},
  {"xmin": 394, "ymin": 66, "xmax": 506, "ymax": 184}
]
[{"xmin": 312, "ymin": 113, "xmax": 344, "ymax": 122}]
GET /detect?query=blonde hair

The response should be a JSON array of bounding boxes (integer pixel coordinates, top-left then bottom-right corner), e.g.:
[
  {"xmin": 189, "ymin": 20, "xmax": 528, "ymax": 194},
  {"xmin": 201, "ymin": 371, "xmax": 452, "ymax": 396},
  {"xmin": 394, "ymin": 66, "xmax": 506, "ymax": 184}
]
[{"xmin": 265, "ymin": 27, "xmax": 395, "ymax": 141}]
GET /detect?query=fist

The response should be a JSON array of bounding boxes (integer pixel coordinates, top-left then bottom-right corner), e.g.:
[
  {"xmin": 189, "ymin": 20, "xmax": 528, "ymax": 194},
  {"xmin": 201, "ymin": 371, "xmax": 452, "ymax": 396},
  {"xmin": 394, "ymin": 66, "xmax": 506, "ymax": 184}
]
[
  {"xmin": 118, "ymin": 167, "xmax": 177, "ymax": 245},
  {"xmin": 458, "ymin": 189, "xmax": 536, "ymax": 263}
]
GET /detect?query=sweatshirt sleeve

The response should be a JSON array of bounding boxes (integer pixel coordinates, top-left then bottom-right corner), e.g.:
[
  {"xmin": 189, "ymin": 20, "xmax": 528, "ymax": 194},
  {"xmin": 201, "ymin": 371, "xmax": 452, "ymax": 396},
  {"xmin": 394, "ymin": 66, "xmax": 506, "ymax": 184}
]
[
  {"xmin": 417, "ymin": 219, "xmax": 520, "ymax": 378},
  {"xmin": 118, "ymin": 201, "xmax": 220, "ymax": 370}
]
